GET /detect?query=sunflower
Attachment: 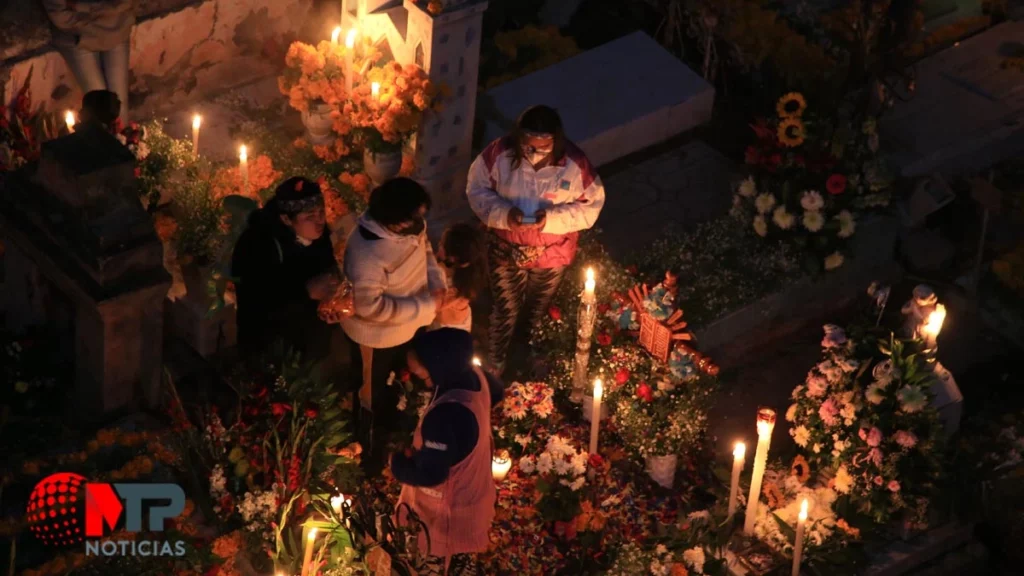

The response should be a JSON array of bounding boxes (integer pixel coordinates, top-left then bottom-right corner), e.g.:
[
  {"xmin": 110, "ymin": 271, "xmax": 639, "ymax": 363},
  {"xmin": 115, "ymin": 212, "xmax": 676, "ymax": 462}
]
[
  {"xmin": 776, "ymin": 92, "xmax": 807, "ymax": 118},
  {"xmin": 790, "ymin": 455, "xmax": 811, "ymax": 483},
  {"xmin": 777, "ymin": 117, "xmax": 806, "ymax": 148}
]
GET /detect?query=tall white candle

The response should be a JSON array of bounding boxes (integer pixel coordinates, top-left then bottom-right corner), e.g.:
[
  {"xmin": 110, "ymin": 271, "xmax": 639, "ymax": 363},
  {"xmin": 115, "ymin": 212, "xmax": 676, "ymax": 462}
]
[
  {"xmin": 331, "ymin": 26, "xmax": 341, "ymax": 45},
  {"xmin": 792, "ymin": 499, "xmax": 808, "ymax": 576},
  {"xmin": 300, "ymin": 527, "xmax": 317, "ymax": 576},
  {"xmin": 191, "ymin": 115, "xmax": 201, "ymax": 158},
  {"xmin": 728, "ymin": 441, "xmax": 746, "ymax": 518},
  {"xmin": 239, "ymin": 145, "xmax": 249, "ymax": 195},
  {"xmin": 344, "ymin": 29, "xmax": 357, "ymax": 94},
  {"xmin": 743, "ymin": 408, "xmax": 776, "ymax": 534},
  {"xmin": 589, "ymin": 378, "xmax": 603, "ymax": 455},
  {"xmin": 571, "ymin": 266, "xmax": 598, "ymax": 402},
  {"xmin": 921, "ymin": 303, "xmax": 946, "ymax": 350},
  {"xmin": 65, "ymin": 110, "xmax": 76, "ymax": 133}
]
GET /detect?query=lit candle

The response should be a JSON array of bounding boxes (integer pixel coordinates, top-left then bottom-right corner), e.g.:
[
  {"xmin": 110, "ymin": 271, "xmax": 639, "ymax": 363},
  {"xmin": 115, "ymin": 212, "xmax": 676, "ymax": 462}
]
[
  {"xmin": 584, "ymin": 267, "xmax": 596, "ymax": 301},
  {"xmin": 371, "ymin": 81, "xmax": 381, "ymax": 100},
  {"xmin": 300, "ymin": 527, "xmax": 317, "ymax": 576},
  {"xmin": 330, "ymin": 494, "xmax": 344, "ymax": 515},
  {"xmin": 65, "ymin": 110, "xmax": 76, "ymax": 133},
  {"xmin": 331, "ymin": 26, "xmax": 341, "ymax": 45},
  {"xmin": 191, "ymin": 114, "xmax": 201, "ymax": 158},
  {"xmin": 743, "ymin": 408, "xmax": 776, "ymax": 534},
  {"xmin": 344, "ymin": 29, "xmax": 357, "ymax": 94},
  {"xmin": 728, "ymin": 441, "xmax": 746, "ymax": 518},
  {"xmin": 792, "ymin": 499, "xmax": 808, "ymax": 576},
  {"xmin": 921, "ymin": 303, "xmax": 946, "ymax": 350},
  {"xmin": 588, "ymin": 378, "xmax": 603, "ymax": 455},
  {"xmin": 492, "ymin": 449, "xmax": 512, "ymax": 481},
  {"xmin": 239, "ymin": 145, "xmax": 249, "ymax": 195},
  {"xmin": 472, "ymin": 356, "xmax": 482, "ymax": 367}
]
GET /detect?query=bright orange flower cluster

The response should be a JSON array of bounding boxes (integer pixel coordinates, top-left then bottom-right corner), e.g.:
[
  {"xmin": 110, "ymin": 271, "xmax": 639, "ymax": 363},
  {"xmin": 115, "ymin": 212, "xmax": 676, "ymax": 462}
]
[
  {"xmin": 153, "ymin": 212, "xmax": 178, "ymax": 242},
  {"xmin": 211, "ymin": 154, "xmax": 282, "ymax": 204},
  {"xmin": 345, "ymin": 61, "xmax": 443, "ymax": 145},
  {"xmin": 339, "ymin": 171, "xmax": 372, "ymax": 201},
  {"xmin": 319, "ymin": 177, "xmax": 350, "ymax": 227},
  {"xmin": 280, "ymin": 39, "xmax": 384, "ymax": 112}
]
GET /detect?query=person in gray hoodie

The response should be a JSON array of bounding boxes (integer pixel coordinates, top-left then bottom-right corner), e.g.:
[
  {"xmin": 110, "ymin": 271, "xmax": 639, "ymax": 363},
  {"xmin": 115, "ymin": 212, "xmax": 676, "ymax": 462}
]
[{"xmin": 340, "ymin": 177, "xmax": 447, "ymax": 473}]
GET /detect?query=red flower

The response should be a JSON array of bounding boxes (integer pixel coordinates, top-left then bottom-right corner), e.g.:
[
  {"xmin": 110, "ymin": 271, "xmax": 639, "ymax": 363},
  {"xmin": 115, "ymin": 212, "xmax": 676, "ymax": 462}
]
[
  {"xmin": 597, "ymin": 332, "xmax": 612, "ymax": 346},
  {"xmin": 636, "ymin": 382, "xmax": 654, "ymax": 402},
  {"xmin": 400, "ymin": 370, "xmax": 411, "ymax": 383},
  {"xmin": 548, "ymin": 306, "xmax": 562, "ymax": 321},
  {"xmin": 271, "ymin": 402, "xmax": 292, "ymax": 418},
  {"xmin": 827, "ymin": 174, "xmax": 847, "ymax": 195},
  {"xmin": 133, "ymin": 167, "xmax": 141, "ymax": 178},
  {"xmin": 305, "ymin": 408, "xmax": 318, "ymax": 418},
  {"xmin": 588, "ymin": 453, "xmax": 605, "ymax": 469},
  {"xmin": 614, "ymin": 368, "xmax": 630, "ymax": 385},
  {"xmin": 597, "ymin": 303, "xmax": 611, "ymax": 314},
  {"xmin": 254, "ymin": 387, "xmax": 269, "ymax": 400}
]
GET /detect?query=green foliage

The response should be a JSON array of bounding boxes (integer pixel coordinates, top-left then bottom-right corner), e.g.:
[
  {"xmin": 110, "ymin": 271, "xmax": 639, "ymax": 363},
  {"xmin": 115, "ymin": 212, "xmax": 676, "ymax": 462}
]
[
  {"xmin": 171, "ymin": 164, "xmax": 224, "ymax": 266},
  {"xmin": 135, "ymin": 119, "xmax": 195, "ymax": 210}
]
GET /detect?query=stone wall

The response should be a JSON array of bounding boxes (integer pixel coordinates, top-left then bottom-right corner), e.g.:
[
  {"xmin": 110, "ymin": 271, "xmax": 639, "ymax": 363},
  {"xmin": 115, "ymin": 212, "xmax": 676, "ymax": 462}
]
[{"xmin": 1, "ymin": 0, "xmax": 311, "ymax": 119}]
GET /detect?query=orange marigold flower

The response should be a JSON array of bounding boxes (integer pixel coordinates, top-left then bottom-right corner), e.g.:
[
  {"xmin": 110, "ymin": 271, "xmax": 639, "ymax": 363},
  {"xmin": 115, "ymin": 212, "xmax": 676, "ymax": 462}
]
[
  {"xmin": 763, "ymin": 481, "xmax": 785, "ymax": 509},
  {"xmin": 836, "ymin": 518, "xmax": 861, "ymax": 539}
]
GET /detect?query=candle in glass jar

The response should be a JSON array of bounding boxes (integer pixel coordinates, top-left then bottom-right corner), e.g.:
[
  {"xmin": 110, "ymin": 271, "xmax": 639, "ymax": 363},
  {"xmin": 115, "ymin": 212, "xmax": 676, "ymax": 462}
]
[
  {"xmin": 792, "ymin": 499, "xmax": 808, "ymax": 576},
  {"xmin": 728, "ymin": 441, "xmax": 745, "ymax": 518},
  {"xmin": 371, "ymin": 82, "xmax": 381, "ymax": 100},
  {"xmin": 921, "ymin": 303, "xmax": 946, "ymax": 350},
  {"xmin": 743, "ymin": 408, "xmax": 776, "ymax": 534},
  {"xmin": 65, "ymin": 110, "xmax": 76, "ymax": 133},
  {"xmin": 492, "ymin": 450, "xmax": 511, "ymax": 481},
  {"xmin": 239, "ymin": 145, "xmax": 249, "ymax": 195},
  {"xmin": 191, "ymin": 115, "xmax": 201, "ymax": 158},
  {"xmin": 588, "ymin": 378, "xmax": 603, "ymax": 455},
  {"xmin": 300, "ymin": 527, "xmax": 317, "ymax": 576}
]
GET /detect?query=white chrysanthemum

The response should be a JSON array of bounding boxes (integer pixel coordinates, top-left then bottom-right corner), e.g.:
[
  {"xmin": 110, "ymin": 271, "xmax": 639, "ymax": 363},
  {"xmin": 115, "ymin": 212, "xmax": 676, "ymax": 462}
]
[
  {"xmin": 793, "ymin": 425, "xmax": 811, "ymax": 447},
  {"xmin": 800, "ymin": 190, "xmax": 824, "ymax": 211},
  {"xmin": 786, "ymin": 403, "xmax": 798, "ymax": 422},
  {"xmin": 755, "ymin": 193, "xmax": 776, "ymax": 214},
  {"xmin": 836, "ymin": 210, "xmax": 856, "ymax": 238},
  {"xmin": 753, "ymin": 214, "xmax": 768, "ymax": 237},
  {"xmin": 536, "ymin": 452, "xmax": 553, "ymax": 475},
  {"xmin": 897, "ymin": 385, "xmax": 928, "ymax": 413},
  {"xmin": 833, "ymin": 465, "xmax": 854, "ymax": 494},
  {"xmin": 569, "ymin": 476, "xmax": 585, "ymax": 491},
  {"xmin": 824, "ymin": 251, "xmax": 845, "ymax": 270},
  {"xmin": 518, "ymin": 456, "xmax": 535, "ymax": 474},
  {"xmin": 773, "ymin": 206, "xmax": 795, "ymax": 229},
  {"xmin": 739, "ymin": 176, "xmax": 757, "ymax": 197},
  {"xmin": 682, "ymin": 547, "xmax": 706, "ymax": 574},
  {"xmin": 803, "ymin": 210, "xmax": 825, "ymax": 232}
]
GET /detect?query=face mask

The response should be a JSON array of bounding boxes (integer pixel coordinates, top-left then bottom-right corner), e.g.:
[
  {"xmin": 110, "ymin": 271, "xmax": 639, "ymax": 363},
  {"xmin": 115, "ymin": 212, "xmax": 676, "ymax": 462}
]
[
  {"xmin": 522, "ymin": 145, "xmax": 552, "ymax": 167},
  {"xmin": 401, "ymin": 217, "xmax": 425, "ymax": 236}
]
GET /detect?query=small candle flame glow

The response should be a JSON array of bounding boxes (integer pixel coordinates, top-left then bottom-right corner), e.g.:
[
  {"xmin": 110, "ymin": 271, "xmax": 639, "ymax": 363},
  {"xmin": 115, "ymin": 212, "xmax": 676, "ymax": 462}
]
[
  {"xmin": 593, "ymin": 378, "xmax": 603, "ymax": 401},
  {"xmin": 472, "ymin": 356, "xmax": 482, "ymax": 367},
  {"xmin": 331, "ymin": 26, "xmax": 341, "ymax": 44},
  {"xmin": 330, "ymin": 494, "xmax": 344, "ymax": 514},
  {"xmin": 923, "ymin": 304, "xmax": 946, "ymax": 340},
  {"xmin": 371, "ymin": 82, "xmax": 381, "ymax": 99},
  {"xmin": 798, "ymin": 498, "xmax": 809, "ymax": 521},
  {"xmin": 345, "ymin": 29, "xmax": 357, "ymax": 50},
  {"xmin": 65, "ymin": 110, "xmax": 76, "ymax": 132},
  {"xmin": 239, "ymin": 145, "xmax": 248, "ymax": 162},
  {"xmin": 492, "ymin": 450, "xmax": 512, "ymax": 481},
  {"xmin": 584, "ymin": 267, "xmax": 596, "ymax": 294},
  {"xmin": 733, "ymin": 441, "xmax": 746, "ymax": 459},
  {"xmin": 307, "ymin": 527, "xmax": 318, "ymax": 541},
  {"xmin": 192, "ymin": 114, "xmax": 201, "ymax": 130}
]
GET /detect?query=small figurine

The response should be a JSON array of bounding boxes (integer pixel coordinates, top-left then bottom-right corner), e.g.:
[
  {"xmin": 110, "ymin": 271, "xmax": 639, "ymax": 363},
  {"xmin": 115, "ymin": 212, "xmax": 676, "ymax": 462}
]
[
  {"xmin": 901, "ymin": 284, "xmax": 937, "ymax": 339},
  {"xmin": 640, "ymin": 270, "xmax": 679, "ymax": 321}
]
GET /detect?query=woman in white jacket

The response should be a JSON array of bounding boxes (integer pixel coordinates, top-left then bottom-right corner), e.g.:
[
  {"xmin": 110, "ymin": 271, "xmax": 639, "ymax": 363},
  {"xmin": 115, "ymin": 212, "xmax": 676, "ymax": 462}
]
[{"xmin": 341, "ymin": 177, "xmax": 446, "ymax": 473}]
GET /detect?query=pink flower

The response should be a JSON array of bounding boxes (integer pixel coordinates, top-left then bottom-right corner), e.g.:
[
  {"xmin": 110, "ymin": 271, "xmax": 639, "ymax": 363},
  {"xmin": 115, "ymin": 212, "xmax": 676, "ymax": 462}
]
[
  {"xmin": 858, "ymin": 428, "xmax": 868, "ymax": 441},
  {"xmin": 887, "ymin": 480, "xmax": 901, "ymax": 492},
  {"xmin": 873, "ymin": 475, "xmax": 884, "ymax": 486},
  {"xmin": 806, "ymin": 374, "xmax": 828, "ymax": 398},
  {"xmin": 614, "ymin": 368, "xmax": 630, "ymax": 385},
  {"xmin": 818, "ymin": 398, "xmax": 839, "ymax": 426},
  {"xmin": 867, "ymin": 427, "xmax": 882, "ymax": 447},
  {"xmin": 893, "ymin": 430, "xmax": 918, "ymax": 449},
  {"xmin": 867, "ymin": 448, "xmax": 883, "ymax": 467}
]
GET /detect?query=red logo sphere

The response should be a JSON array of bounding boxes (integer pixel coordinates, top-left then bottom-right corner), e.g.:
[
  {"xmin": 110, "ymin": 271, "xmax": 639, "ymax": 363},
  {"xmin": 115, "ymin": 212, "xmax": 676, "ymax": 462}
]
[{"xmin": 26, "ymin": 472, "xmax": 87, "ymax": 546}]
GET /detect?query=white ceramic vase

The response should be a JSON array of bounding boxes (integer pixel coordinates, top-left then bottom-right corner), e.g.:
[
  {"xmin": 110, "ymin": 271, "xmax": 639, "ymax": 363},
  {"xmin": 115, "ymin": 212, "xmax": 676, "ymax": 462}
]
[
  {"xmin": 363, "ymin": 148, "xmax": 403, "ymax": 187},
  {"xmin": 301, "ymin": 102, "xmax": 335, "ymax": 145}
]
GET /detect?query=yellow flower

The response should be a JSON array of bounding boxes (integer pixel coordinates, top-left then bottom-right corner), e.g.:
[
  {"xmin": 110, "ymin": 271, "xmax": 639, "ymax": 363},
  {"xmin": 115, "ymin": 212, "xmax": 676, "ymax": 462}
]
[
  {"xmin": 777, "ymin": 117, "xmax": 806, "ymax": 147},
  {"xmin": 776, "ymin": 92, "xmax": 807, "ymax": 118},
  {"xmin": 790, "ymin": 455, "xmax": 811, "ymax": 483}
]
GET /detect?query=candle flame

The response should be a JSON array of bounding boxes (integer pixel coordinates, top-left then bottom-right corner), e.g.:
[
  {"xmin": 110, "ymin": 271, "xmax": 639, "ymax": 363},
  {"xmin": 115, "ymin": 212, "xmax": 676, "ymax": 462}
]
[
  {"xmin": 922, "ymin": 304, "xmax": 946, "ymax": 340},
  {"xmin": 192, "ymin": 114, "xmax": 201, "ymax": 130},
  {"xmin": 756, "ymin": 407, "xmax": 777, "ymax": 435},
  {"xmin": 585, "ymin": 267, "xmax": 595, "ymax": 283},
  {"xmin": 371, "ymin": 82, "xmax": 381, "ymax": 99},
  {"xmin": 798, "ymin": 499, "xmax": 809, "ymax": 521},
  {"xmin": 331, "ymin": 26, "xmax": 342, "ymax": 44},
  {"xmin": 593, "ymin": 378, "xmax": 603, "ymax": 400},
  {"xmin": 345, "ymin": 29, "xmax": 357, "ymax": 49},
  {"xmin": 239, "ymin": 145, "xmax": 248, "ymax": 162},
  {"xmin": 733, "ymin": 441, "xmax": 746, "ymax": 459},
  {"xmin": 472, "ymin": 356, "xmax": 482, "ymax": 367},
  {"xmin": 65, "ymin": 110, "xmax": 76, "ymax": 129},
  {"xmin": 330, "ymin": 494, "xmax": 344, "ymax": 512},
  {"xmin": 307, "ymin": 527, "xmax": 318, "ymax": 540}
]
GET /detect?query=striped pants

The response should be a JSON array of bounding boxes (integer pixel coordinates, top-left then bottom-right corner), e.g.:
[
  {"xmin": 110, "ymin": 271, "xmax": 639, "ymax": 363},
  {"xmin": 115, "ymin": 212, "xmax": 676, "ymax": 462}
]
[
  {"xmin": 415, "ymin": 553, "xmax": 482, "ymax": 576},
  {"xmin": 487, "ymin": 263, "xmax": 566, "ymax": 375}
]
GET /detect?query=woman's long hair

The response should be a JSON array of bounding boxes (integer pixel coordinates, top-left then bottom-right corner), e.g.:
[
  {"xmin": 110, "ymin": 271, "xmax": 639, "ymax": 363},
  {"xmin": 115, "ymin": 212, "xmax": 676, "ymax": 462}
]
[
  {"xmin": 440, "ymin": 223, "xmax": 487, "ymax": 301},
  {"xmin": 505, "ymin": 105, "xmax": 567, "ymax": 171}
]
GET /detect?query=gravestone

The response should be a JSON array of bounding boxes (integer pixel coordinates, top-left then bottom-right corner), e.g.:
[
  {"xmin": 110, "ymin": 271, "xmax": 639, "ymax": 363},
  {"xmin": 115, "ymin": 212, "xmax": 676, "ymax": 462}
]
[{"xmin": 0, "ymin": 124, "xmax": 170, "ymax": 420}]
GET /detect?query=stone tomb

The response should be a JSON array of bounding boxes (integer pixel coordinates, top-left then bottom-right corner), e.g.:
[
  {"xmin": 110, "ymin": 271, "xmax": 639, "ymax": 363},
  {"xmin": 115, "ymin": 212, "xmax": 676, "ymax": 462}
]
[
  {"xmin": 480, "ymin": 31, "xmax": 715, "ymax": 167},
  {"xmin": 0, "ymin": 125, "xmax": 170, "ymax": 420}
]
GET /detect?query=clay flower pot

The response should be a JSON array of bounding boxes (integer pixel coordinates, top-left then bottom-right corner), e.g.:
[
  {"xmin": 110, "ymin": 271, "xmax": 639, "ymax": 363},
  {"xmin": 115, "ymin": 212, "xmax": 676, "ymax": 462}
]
[
  {"xmin": 363, "ymin": 148, "xmax": 403, "ymax": 187},
  {"xmin": 301, "ymin": 101, "xmax": 335, "ymax": 145}
]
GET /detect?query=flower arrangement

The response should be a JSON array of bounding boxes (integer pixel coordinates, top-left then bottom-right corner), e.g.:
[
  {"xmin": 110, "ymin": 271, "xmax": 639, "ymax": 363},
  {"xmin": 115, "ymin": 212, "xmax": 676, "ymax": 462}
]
[
  {"xmin": 607, "ymin": 541, "xmax": 709, "ymax": 575},
  {"xmin": 730, "ymin": 93, "xmax": 891, "ymax": 273},
  {"xmin": 613, "ymin": 367, "xmax": 715, "ymax": 460},
  {"xmin": 176, "ymin": 354, "xmax": 360, "ymax": 573},
  {"xmin": 0, "ymin": 69, "xmax": 60, "ymax": 172},
  {"xmin": 211, "ymin": 154, "xmax": 283, "ymax": 204},
  {"xmin": 279, "ymin": 40, "xmax": 374, "ymax": 112},
  {"xmin": 787, "ymin": 321, "xmax": 944, "ymax": 524},
  {"xmin": 171, "ymin": 169, "xmax": 226, "ymax": 266},
  {"xmin": 517, "ymin": 435, "xmax": 589, "ymax": 523},
  {"xmin": 494, "ymin": 381, "xmax": 555, "ymax": 456},
  {"xmin": 130, "ymin": 120, "xmax": 195, "ymax": 210},
  {"xmin": 345, "ymin": 61, "xmax": 443, "ymax": 154}
]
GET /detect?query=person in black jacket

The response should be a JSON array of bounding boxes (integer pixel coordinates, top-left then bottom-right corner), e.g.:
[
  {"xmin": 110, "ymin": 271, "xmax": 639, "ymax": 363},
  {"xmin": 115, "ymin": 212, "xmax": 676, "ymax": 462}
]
[{"xmin": 231, "ymin": 177, "xmax": 340, "ymax": 361}]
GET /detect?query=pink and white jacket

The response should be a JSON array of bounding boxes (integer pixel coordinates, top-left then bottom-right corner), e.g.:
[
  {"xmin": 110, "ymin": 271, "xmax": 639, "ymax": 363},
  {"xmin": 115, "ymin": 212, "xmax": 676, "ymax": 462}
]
[{"xmin": 466, "ymin": 137, "xmax": 605, "ymax": 269}]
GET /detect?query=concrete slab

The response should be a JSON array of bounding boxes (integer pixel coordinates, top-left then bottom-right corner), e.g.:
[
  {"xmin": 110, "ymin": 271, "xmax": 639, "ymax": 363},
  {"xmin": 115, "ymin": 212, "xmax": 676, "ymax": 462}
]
[
  {"xmin": 883, "ymin": 21, "xmax": 1024, "ymax": 177},
  {"xmin": 481, "ymin": 31, "xmax": 714, "ymax": 167}
]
